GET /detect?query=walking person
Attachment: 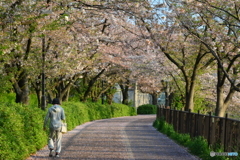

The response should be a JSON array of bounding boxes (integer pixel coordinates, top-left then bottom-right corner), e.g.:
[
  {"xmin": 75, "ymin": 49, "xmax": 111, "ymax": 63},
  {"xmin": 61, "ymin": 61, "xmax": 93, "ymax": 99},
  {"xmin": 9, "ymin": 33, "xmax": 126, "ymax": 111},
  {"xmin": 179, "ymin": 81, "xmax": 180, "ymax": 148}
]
[{"xmin": 43, "ymin": 98, "xmax": 66, "ymax": 158}]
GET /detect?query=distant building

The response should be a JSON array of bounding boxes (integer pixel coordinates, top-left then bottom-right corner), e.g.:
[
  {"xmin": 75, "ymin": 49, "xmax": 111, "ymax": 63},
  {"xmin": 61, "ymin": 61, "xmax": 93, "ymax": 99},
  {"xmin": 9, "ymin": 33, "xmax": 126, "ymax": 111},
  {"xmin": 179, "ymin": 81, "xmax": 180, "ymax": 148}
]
[
  {"xmin": 158, "ymin": 92, "xmax": 165, "ymax": 106},
  {"xmin": 112, "ymin": 84, "xmax": 152, "ymax": 108}
]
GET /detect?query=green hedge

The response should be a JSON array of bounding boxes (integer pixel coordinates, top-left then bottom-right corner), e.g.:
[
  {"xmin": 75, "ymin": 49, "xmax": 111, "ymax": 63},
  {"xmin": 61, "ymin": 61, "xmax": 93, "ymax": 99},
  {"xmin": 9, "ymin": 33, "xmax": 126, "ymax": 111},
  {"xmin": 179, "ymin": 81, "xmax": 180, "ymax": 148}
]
[
  {"xmin": 0, "ymin": 102, "xmax": 47, "ymax": 160},
  {"xmin": 0, "ymin": 101, "xmax": 136, "ymax": 160},
  {"xmin": 137, "ymin": 104, "xmax": 157, "ymax": 114},
  {"xmin": 63, "ymin": 102, "xmax": 136, "ymax": 131}
]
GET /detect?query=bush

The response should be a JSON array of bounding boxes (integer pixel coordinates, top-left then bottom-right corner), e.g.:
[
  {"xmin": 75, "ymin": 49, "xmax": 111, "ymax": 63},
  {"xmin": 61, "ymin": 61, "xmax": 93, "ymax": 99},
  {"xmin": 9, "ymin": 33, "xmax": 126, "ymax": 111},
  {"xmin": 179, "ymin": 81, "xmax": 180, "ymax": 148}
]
[
  {"xmin": 0, "ymin": 103, "xmax": 46, "ymax": 160},
  {"xmin": 152, "ymin": 118, "xmax": 234, "ymax": 160},
  {"xmin": 188, "ymin": 136, "xmax": 210, "ymax": 159},
  {"xmin": 0, "ymin": 105, "xmax": 27, "ymax": 160},
  {"xmin": 111, "ymin": 103, "xmax": 137, "ymax": 117},
  {"xmin": 171, "ymin": 133, "xmax": 191, "ymax": 146},
  {"xmin": 63, "ymin": 102, "xmax": 136, "ymax": 131},
  {"xmin": 137, "ymin": 104, "xmax": 157, "ymax": 114},
  {"xmin": 0, "ymin": 99, "xmax": 137, "ymax": 160}
]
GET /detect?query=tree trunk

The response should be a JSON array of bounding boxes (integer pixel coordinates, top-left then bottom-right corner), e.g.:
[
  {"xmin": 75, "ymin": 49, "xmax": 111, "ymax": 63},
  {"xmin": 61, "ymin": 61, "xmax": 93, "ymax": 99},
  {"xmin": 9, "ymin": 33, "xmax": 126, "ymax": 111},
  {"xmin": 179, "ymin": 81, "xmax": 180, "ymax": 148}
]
[
  {"xmin": 62, "ymin": 87, "xmax": 70, "ymax": 102},
  {"xmin": 215, "ymin": 84, "xmax": 235, "ymax": 117},
  {"xmin": 82, "ymin": 69, "xmax": 106, "ymax": 102},
  {"xmin": 32, "ymin": 75, "xmax": 41, "ymax": 107},
  {"xmin": 185, "ymin": 82, "xmax": 195, "ymax": 111},
  {"xmin": 106, "ymin": 93, "xmax": 113, "ymax": 105},
  {"xmin": 53, "ymin": 80, "xmax": 73, "ymax": 103},
  {"xmin": 120, "ymin": 84, "xmax": 129, "ymax": 105},
  {"xmin": 12, "ymin": 70, "xmax": 29, "ymax": 105},
  {"xmin": 183, "ymin": 61, "xmax": 198, "ymax": 111},
  {"xmin": 35, "ymin": 89, "xmax": 41, "ymax": 108},
  {"xmin": 165, "ymin": 91, "xmax": 170, "ymax": 107},
  {"xmin": 215, "ymin": 86, "xmax": 225, "ymax": 117},
  {"xmin": 169, "ymin": 92, "xmax": 174, "ymax": 107},
  {"xmin": 152, "ymin": 93, "xmax": 158, "ymax": 105}
]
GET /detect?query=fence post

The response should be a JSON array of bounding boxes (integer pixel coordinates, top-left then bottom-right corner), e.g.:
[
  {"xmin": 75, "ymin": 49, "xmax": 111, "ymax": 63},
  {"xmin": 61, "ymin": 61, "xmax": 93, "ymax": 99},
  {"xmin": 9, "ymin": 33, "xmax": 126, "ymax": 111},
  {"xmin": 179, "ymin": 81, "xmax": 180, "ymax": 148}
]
[
  {"xmin": 164, "ymin": 107, "xmax": 166, "ymax": 120},
  {"xmin": 224, "ymin": 113, "xmax": 228, "ymax": 152},
  {"xmin": 196, "ymin": 110, "xmax": 200, "ymax": 137},
  {"xmin": 174, "ymin": 107, "xmax": 177, "ymax": 131},
  {"xmin": 169, "ymin": 107, "xmax": 172, "ymax": 124},
  {"xmin": 160, "ymin": 106, "xmax": 162, "ymax": 117},
  {"xmin": 159, "ymin": 106, "xmax": 162, "ymax": 119},
  {"xmin": 178, "ymin": 110, "xmax": 181, "ymax": 133},
  {"xmin": 188, "ymin": 109, "xmax": 191, "ymax": 134},
  {"xmin": 208, "ymin": 112, "xmax": 212, "ymax": 146}
]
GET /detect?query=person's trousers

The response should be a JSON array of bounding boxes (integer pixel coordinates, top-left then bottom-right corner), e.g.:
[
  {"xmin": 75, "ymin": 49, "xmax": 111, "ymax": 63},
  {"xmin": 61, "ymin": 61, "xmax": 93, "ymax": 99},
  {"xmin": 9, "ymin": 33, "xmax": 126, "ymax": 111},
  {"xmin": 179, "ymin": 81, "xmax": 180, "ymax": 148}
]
[{"xmin": 48, "ymin": 129, "xmax": 62, "ymax": 153}]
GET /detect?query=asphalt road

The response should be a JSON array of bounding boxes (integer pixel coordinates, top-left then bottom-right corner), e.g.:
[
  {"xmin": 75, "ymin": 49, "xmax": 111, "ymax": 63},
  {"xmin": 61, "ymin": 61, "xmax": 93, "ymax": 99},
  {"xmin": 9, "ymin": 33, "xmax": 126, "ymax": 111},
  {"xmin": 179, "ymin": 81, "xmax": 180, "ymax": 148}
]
[{"xmin": 26, "ymin": 115, "xmax": 200, "ymax": 160}]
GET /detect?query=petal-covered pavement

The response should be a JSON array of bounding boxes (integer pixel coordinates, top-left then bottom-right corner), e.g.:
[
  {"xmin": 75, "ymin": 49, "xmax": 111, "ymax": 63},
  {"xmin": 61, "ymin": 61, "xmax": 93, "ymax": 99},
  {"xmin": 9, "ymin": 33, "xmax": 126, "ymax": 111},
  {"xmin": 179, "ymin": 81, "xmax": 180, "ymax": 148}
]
[{"xmin": 26, "ymin": 115, "xmax": 200, "ymax": 160}]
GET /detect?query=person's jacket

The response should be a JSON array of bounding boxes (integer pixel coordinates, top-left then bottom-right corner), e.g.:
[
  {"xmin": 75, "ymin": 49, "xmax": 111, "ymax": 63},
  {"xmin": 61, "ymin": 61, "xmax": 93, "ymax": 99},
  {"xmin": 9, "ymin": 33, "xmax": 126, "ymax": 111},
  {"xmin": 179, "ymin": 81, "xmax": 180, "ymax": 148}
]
[{"xmin": 44, "ymin": 105, "xmax": 65, "ymax": 130}]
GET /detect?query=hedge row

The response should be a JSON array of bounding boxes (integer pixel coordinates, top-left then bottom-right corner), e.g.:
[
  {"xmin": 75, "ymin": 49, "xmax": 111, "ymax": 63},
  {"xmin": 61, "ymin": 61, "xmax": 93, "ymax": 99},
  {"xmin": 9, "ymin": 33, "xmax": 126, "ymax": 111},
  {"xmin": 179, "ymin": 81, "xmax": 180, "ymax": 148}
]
[
  {"xmin": 137, "ymin": 104, "xmax": 157, "ymax": 114},
  {"xmin": 0, "ymin": 101, "xmax": 136, "ymax": 160},
  {"xmin": 63, "ymin": 102, "xmax": 137, "ymax": 131}
]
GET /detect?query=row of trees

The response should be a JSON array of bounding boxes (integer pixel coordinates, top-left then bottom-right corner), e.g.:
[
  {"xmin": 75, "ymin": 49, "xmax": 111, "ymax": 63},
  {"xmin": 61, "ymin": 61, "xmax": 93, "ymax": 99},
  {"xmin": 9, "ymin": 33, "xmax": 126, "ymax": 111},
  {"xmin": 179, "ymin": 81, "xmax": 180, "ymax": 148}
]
[
  {"xmin": 0, "ymin": 0, "xmax": 158, "ymax": 108},
  {"xmin": 150, "ymin": 0, "xmax": 240, "ymax": 117},
  {"xmin": 0, "ymin": 0, "xmax": 239, "ymax": 117},
  {"xmin": 132, "ymin": 0, "xmax": 240, "ymax": 117}
]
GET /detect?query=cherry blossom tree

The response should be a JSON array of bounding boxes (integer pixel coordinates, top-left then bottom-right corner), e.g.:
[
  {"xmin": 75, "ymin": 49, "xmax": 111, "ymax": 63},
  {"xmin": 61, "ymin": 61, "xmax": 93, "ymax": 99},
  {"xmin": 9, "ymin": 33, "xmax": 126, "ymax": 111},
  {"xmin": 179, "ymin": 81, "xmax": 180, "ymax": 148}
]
[
  {"xmin": 164, "ymin": 0, "xmax": 240, "ymax": 116},
  {"xmin": 0, "ymin": 0, "xmax": 41, "ymax": 104},
  {"xmin": 52, "ymin": 0, "xmax": 155, "ymax": 103},
  {"xmin": 133, "ymin": 0, "xmax": 215, "ymax": 111},
  {"xmin": 0, "ymin": 0, "xmax": 91, "ymax": 105},
  {"xmin": 5, "ymin": 0, "xmax": 238, "ymax": 114}
]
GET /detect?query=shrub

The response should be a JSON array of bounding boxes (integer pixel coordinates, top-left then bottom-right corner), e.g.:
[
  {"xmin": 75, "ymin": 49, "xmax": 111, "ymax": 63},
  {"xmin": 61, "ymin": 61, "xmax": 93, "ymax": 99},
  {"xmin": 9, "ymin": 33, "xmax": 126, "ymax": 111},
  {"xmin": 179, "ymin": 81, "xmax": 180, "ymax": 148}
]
[
  {"xmin": 62, "ymin": 102, "xmax": 90, "ymax": 130},
  {"xmin": 20, "ymin": 105, "xmax": 47, "ymax": 152},
  {"xmin": 62, "ymin": 102, "xmax": 136, "ymax": 131},
  {"xmin": 111, "ymin": 103, "xmax": 137, "ymax": 117},
  {"xmin": 0, "ymin": 104, "xmax": 33, "ymax": 160},
  {"xmin": 0, "ymin": 93, "xmax": 15, "ymax": 104},
  {"xmin": 171, "ymin": 133, "xmax": 191, "ymax": 146},
  {"xmin": 137, "ymin": 104, "xmax": 157, "ymax": 114},
  {"xmin": 0, "ymin": 98, "xmax": 136, "ymax": 160},
  {"xmin": 188, "ymin": 136, "xmax": 210, "ymax": 158},
  {"xmin": 152, "ymin": 118, "xmax": 234, "ymax": 160}
]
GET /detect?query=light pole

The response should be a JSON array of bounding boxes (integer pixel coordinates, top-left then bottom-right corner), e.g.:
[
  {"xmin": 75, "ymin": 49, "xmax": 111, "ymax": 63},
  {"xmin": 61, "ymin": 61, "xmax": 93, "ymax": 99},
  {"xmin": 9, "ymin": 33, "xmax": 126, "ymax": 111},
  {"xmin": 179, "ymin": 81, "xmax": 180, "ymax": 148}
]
[
  {"xmin": 161, "ymin": 80, "xmax": 170, "ymax": 108},
  {"xmin": 41, "ymin": 37, "xmax": 46, "ymax": 110},
  {"xmin": 134, "ymin": 81, "xmax": 138, "ymax": 108},
  {"xmin": 101, "ymin": 80, "xmax": 104, "ymax": 104}
]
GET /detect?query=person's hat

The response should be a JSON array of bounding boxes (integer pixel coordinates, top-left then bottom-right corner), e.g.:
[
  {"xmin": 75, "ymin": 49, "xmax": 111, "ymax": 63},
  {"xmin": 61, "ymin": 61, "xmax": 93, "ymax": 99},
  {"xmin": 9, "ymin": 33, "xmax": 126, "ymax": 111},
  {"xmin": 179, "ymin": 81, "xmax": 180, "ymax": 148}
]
[{"xmin": 52, "ymin": 98, "xmax": 60, "ymax": 104}]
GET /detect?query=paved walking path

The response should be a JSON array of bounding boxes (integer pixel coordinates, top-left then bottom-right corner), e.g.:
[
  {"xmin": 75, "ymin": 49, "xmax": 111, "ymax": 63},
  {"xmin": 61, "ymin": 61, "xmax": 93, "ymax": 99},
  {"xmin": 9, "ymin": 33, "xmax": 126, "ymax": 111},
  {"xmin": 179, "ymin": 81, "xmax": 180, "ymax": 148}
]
[{"xmin": 26, "ymin": 115, "xmax": 200, "ymax": 160}]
